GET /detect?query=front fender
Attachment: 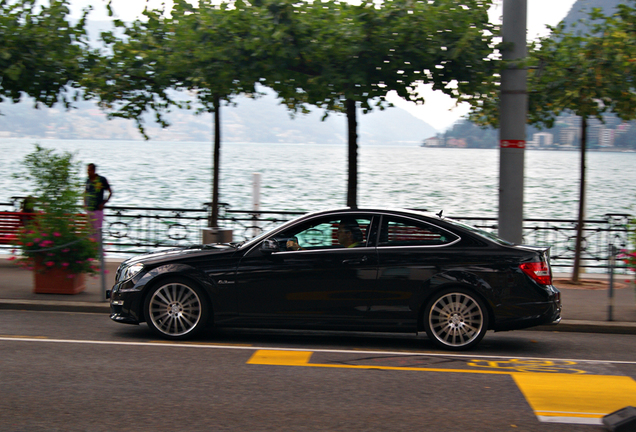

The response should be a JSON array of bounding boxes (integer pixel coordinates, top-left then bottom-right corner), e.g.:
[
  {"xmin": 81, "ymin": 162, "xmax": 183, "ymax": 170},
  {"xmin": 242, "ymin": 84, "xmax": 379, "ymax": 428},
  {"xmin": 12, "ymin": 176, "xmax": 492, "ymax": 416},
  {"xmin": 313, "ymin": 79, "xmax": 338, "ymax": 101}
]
[
  {"xmin": 134, "ymin": 263, "xmax": 217, "ymax": 294},
  {"xmin": 125, "ymin": 263, "xmax": 219, "ymax": 322}
]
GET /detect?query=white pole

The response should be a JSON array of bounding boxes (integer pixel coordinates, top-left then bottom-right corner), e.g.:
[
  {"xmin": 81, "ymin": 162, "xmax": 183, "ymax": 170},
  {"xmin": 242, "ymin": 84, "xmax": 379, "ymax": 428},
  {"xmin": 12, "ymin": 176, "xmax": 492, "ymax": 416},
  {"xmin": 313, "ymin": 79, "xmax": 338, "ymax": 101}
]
[
  {"xmin": 499, "ymin": 0, "xmax": 527, "ymax": 243},
  {"xmin": 252, "ymin": 173, "xmax": 261, "ymax": 238}
]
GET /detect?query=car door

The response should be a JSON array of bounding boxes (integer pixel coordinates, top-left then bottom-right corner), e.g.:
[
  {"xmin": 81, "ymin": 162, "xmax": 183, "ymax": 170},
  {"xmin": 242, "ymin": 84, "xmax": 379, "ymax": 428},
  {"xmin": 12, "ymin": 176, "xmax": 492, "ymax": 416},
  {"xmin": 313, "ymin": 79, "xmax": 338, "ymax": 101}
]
[
  {"xmin": 370, "ymin": 215, "xmax": 460, "ymax": 329},
  {"xmin": 234, "ymin": 214, "xmax": 378, "ymax": 329}
]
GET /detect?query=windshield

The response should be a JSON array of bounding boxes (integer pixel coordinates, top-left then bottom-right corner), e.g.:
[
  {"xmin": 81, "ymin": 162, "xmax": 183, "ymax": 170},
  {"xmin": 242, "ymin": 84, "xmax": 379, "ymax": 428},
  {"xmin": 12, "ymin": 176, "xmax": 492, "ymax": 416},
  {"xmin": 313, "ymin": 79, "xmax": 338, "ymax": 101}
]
[{"xmin": 237, "ymin": 217, "xmax": 303, "ymax": 249}]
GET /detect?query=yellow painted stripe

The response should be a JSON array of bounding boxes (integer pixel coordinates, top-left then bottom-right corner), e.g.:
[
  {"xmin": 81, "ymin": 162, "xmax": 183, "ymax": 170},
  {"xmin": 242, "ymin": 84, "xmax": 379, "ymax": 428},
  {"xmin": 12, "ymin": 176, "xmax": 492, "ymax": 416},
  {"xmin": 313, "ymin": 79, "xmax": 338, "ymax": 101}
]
[
  {"xmin": 246, "ymin": 350, "xmax": 512, "ymax": 374},
  {"xmin": 513, "ymin": 373, "xmax": 636, "ymax": 419},
  {"xmin": 248, "ymin": 350, "xmax": 314, "ymax": 365}
]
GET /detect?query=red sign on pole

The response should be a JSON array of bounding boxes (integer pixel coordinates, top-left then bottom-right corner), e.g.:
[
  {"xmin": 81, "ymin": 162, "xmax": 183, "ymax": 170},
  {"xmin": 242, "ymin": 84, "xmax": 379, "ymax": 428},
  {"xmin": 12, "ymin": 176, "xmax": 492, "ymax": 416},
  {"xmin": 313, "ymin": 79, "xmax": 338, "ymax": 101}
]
[{"xmin": 500, "ymin": 140, "xmax": 526, "ymax": 149}]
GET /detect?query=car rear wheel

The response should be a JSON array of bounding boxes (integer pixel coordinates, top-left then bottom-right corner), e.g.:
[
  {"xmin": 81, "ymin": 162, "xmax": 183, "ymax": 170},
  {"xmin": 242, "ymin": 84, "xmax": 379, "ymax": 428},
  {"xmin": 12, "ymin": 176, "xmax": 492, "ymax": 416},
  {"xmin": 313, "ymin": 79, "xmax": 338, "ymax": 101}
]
[
  {"xmin": 424, "ymin": 288, "xmax": 489, "ymax": 350},
  {"xmin": 144, "ymin": 278, "xmax": 209, "ymax": 339}
]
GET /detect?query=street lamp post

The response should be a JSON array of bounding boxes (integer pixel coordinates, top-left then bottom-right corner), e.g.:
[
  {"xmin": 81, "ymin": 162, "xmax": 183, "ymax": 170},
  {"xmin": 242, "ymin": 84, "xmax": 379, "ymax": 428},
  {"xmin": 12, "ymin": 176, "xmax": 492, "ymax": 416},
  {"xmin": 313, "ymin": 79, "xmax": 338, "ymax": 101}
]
[{"xmin": 499, "ymin": 0, "xmax": 527, "ymax": 244}]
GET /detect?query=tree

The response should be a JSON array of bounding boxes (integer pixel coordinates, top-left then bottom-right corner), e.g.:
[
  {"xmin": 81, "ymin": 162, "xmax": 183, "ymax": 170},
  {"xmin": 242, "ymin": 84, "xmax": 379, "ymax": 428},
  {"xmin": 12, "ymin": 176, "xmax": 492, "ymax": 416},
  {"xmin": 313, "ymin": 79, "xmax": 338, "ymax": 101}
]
[
  {"xmin": 260, "ymin": 0, "xmax": 498, "ymax": 208},
  {"xmin": 84, "ymin": 0, "xmax": 263, "ymax": 228},
  {"xmin": 86, "ymin": 0, "xmax": 498, "ymax": 217},
  {"xmin": 469, "ymin": 2, "xmax": 636, "ymax": 282},
  {"xmin": 0, "ymin": 0, "xmax": 90, "ymax": 110}
]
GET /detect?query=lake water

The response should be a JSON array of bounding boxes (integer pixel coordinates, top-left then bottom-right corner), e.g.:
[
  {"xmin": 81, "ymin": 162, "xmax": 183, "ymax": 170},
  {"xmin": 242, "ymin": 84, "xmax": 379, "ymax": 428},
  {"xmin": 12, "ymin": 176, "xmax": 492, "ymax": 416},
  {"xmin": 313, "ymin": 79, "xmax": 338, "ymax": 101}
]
[{"xmin": 1, "ymin": 138, "xmax": 634, "ymax": 220}]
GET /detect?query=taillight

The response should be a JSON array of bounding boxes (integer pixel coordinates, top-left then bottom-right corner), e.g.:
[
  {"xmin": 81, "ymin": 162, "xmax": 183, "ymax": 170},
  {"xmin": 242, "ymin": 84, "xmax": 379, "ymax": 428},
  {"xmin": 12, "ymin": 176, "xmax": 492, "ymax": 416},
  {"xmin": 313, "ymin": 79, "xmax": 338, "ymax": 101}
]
[{"xmin": 520, "ymin": 261, "xmax": 552, "ymax": 285}]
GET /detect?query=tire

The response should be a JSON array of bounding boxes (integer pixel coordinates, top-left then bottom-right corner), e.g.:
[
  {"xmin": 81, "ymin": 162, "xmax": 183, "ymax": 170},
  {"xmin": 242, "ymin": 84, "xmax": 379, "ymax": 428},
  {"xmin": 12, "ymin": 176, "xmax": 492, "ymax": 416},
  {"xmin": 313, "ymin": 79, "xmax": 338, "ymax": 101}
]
[
  {"xmin": 423, "ymin": 288, "xmax": 489, "ymax": 351},
  {"xmin": 144, "ymin": 278, "xmax": 210, "ymax": 340}
]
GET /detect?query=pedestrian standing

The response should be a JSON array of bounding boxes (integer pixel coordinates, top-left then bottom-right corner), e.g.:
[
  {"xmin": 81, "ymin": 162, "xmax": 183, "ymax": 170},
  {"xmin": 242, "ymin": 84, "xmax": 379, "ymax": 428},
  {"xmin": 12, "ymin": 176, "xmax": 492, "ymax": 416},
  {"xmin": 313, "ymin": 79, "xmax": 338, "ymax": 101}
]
[{"xmin": 84, "ymin": 163, "xmax": 112, "ymax": 240}]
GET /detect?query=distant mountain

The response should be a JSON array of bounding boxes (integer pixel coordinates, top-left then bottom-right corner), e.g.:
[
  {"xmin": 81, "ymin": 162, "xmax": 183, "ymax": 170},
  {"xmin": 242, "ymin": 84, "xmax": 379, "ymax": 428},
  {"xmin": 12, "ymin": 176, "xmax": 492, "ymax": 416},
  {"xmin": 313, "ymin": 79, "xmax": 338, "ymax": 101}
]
[
  {"xmin": 561, "ymin": 0, "xmax": 623, "ymax": 29},
  {"xmin": 0, "ymin": 90, "xmax": 437, "ymax": 144}
]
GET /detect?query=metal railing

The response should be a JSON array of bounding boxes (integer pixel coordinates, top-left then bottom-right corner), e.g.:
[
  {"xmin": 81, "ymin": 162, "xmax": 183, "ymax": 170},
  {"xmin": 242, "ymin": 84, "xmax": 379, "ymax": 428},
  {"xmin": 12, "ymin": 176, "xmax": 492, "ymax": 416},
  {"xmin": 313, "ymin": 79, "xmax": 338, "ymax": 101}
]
[{"xmin": 0, "ymin": 199, "xmax": 631, "ymax": 272}]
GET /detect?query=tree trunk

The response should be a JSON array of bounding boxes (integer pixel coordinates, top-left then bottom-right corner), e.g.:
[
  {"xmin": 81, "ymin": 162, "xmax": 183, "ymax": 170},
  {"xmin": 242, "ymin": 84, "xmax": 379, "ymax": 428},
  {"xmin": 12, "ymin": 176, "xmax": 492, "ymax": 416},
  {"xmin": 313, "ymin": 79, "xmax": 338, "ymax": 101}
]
[
  {"xmin": 346, "ymin": 99, "xmax": 358, "ymax": 209},
  {"xmin": 210, "ymin": 94, "xmax": 221, "ymax": 228},
  {"xmin": 572, "ymin": 116, "xmax": 587, "ymax": 283}
]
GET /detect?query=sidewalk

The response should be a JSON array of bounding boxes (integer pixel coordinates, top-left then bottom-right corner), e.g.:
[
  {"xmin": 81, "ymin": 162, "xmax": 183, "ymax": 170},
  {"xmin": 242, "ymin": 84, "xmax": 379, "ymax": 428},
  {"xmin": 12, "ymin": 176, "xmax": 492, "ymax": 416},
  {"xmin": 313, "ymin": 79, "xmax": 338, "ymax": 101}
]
[{"xmin": 1, "ymin": 257, "xmax": 635, "ymax": 334}]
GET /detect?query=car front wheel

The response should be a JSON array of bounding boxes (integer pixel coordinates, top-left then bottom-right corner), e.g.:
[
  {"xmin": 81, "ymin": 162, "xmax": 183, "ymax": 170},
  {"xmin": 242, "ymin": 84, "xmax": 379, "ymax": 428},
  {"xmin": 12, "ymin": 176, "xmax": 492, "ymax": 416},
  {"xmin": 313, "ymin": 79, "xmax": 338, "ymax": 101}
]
[
  {"xmin": 144, "ymin": 278, "xmax": 209, "ymax": 339},
  {"xmin": 423, "ymin": 288, "xmax": 489, "ymax": 350}
]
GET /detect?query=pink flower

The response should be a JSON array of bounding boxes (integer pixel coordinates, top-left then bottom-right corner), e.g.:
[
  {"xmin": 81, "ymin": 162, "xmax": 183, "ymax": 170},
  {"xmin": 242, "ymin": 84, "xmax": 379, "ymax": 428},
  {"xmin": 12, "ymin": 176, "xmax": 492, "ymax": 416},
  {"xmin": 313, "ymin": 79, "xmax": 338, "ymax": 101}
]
[
  {"xmin": 26, "ymin": 242, "xmax": 33, "ymax": 247},
  {"xmin": 45, "ymin": 261, "xmax": 54, "ymax": 267},
  {"xmin": 33, "ymin": 238, "xmax": 40, "ymax": 243},
  {"xmin": 62, "ymin": 248, "xmax": 70, "ymax": 253},
  {"xmin": 7, "ymin": 256, "xmax": 16, "ymax": 261},
  {"xmin": 62, "ymin": 262, "xmax": 69, "ymax": 267},
  {"xmin": 41, "ymin": 233, "xmax": 48, "ymax": 237},
  {"xmin": 53, "ymin": 232, "xmax": 62, "ymax": 237}
]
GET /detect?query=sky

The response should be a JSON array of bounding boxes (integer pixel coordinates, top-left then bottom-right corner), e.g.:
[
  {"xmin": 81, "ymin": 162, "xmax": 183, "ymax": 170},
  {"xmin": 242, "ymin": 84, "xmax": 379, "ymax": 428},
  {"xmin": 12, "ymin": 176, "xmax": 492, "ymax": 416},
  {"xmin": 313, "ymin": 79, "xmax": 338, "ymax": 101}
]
[{"xmin": 69, "ymin": 0, "xmax": 579, "ymax": 132}]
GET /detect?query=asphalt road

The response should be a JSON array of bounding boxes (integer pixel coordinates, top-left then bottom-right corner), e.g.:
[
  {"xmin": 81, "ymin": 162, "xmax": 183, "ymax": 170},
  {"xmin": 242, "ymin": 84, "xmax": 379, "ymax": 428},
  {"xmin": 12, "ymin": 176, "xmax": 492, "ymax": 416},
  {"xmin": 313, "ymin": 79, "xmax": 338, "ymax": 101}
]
[{"xmin": 1, "ymin": 310, "xmax": 635, "ymax": 431}]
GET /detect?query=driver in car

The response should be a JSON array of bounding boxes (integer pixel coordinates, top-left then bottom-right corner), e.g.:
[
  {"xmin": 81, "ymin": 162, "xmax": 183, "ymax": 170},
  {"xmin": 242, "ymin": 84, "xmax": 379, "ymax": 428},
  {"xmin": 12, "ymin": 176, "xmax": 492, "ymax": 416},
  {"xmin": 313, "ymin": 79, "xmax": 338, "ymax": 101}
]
[{"xmin": 286, "ymin": 218, "xmax": 363, "ymax": 250}]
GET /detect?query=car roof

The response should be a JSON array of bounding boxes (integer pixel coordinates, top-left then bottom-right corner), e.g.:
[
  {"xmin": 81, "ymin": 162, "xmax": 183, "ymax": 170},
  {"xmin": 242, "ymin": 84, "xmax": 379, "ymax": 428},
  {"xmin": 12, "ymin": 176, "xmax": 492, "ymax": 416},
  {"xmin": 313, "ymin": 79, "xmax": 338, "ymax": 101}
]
[{"xmin": 299, "ymin": 207, "xmax": 439, "ymax": 220}]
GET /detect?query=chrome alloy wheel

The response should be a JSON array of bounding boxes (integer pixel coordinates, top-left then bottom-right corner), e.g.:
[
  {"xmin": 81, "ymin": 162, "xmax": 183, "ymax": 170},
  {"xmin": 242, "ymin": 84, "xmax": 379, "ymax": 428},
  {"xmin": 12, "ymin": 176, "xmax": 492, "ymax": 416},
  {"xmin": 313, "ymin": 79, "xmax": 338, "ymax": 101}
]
[
  {"xmin": 426, "ymin": 291, "xmax": 487, "ymax": 350},
  {"xmin": 147, "ymin": 281, "xmax": 204, "ymax": 338}
]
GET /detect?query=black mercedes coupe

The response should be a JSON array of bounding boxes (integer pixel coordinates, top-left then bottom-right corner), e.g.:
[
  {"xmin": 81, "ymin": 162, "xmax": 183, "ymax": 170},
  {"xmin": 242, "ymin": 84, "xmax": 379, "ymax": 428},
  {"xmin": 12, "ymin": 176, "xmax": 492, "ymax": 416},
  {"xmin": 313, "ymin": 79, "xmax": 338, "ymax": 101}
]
[{"xmin": 108, "ymin": 208, "xmax": 561, "ymax": 350}]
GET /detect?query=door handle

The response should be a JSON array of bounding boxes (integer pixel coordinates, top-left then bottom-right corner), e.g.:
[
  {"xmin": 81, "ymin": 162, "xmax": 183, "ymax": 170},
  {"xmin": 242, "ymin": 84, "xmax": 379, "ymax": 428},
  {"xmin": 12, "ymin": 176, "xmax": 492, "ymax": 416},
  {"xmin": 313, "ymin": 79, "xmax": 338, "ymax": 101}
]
[{"xmin": 342, "ymin": 256, "xmax": 368, "ymax": 265}]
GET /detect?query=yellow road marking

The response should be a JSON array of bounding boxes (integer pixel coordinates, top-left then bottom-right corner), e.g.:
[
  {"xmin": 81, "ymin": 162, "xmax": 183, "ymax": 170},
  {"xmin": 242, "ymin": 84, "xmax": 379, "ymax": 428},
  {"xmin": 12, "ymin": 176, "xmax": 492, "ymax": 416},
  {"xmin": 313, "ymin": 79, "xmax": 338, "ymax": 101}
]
[
  {"xmin": 248, "ymin": 350, "xmax": 314, "ymax": 365},
  {"xmin": 467, "ymin": 358, "xmax": 586, "ymax": 374},
  {"xmin": 247, "ymin": 349, "xmax": 511, "ymax": 374},
  {"xmin": 248, "ymin": 349, "xmax": 636, "ymax": 425},
  {"xmin": 513, "ymin": 373, "xmax": 636, "ymax": 424}
]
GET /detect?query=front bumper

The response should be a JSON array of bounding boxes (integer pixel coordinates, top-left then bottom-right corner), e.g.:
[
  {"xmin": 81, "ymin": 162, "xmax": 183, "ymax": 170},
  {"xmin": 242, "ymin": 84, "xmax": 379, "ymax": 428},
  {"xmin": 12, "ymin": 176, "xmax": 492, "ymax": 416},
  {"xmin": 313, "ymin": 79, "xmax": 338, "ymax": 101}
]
[{"xmin": 108, "ymin": 280, "xmax": 143, "ymax": 325}]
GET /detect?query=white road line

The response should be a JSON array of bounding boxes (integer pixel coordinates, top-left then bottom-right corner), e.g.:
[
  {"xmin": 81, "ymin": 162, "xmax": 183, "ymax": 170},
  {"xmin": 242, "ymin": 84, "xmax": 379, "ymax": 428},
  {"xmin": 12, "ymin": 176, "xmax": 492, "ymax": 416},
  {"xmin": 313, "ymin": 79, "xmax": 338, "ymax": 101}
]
[{"xmin": 2, "ymin": 336, "xmax": 636, "ymax": 365}]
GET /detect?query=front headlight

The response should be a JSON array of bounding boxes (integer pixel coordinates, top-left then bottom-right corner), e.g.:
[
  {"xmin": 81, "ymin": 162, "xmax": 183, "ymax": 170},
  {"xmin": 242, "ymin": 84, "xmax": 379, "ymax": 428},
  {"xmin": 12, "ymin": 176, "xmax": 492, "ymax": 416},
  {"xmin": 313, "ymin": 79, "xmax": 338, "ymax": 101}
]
[{"xmin": 119, "ymin": 263, "xmax": 144, "ymax": 281}]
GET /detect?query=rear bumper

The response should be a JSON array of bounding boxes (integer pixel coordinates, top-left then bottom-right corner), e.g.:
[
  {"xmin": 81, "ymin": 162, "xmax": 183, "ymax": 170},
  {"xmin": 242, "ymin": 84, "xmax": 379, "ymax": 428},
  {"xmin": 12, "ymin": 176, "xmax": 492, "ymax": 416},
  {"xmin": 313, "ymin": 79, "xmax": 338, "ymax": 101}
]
[{"xmin": 493, "ymin": 289, "xmax": 562, "ymax": 332}]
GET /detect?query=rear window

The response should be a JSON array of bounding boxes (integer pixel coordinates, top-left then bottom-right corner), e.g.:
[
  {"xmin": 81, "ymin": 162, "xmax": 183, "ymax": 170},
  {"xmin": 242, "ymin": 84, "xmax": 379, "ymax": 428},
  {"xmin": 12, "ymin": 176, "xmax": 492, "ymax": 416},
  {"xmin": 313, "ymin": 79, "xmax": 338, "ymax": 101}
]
[
  {"xmin": 444, "ymin": 218, "xmax": 515, "ymax": 246},
  {"xmin": 379, "ymin": 218, "xmax": 458, "ymax": 247}
]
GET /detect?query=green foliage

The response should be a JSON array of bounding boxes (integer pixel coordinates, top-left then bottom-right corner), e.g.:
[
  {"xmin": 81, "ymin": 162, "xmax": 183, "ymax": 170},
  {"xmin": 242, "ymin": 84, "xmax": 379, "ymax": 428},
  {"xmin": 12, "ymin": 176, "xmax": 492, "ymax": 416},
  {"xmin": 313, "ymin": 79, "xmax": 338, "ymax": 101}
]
[
  {"xmin": 469, "ymin": 0, "xmax": 636, "ymax": 128},
  {"xmin": 85, "ymin": 0, "xmax": 499, "ymax": 133},
  {"xmin": 0, "ymin": 0, "xmax": 91, "ymax": 110},
  {"xmin": 12, "ymin": 145, "xmax": 99, "ymax": 275},
  {"xmin": 260, "ymin": 0, "xmax": 498, "ymax": 115},
  {"xmin": 17, "ymin": 144, "xmax": 82, "ymax": 212}
]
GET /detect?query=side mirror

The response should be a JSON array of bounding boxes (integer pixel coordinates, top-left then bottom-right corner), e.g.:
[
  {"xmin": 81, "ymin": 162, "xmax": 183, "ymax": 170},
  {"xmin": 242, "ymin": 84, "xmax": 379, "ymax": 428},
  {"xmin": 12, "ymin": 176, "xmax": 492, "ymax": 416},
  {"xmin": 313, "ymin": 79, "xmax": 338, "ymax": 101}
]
[{"xmin": 260, "ymin": 239, "xmax": 280, "ymax": 254}]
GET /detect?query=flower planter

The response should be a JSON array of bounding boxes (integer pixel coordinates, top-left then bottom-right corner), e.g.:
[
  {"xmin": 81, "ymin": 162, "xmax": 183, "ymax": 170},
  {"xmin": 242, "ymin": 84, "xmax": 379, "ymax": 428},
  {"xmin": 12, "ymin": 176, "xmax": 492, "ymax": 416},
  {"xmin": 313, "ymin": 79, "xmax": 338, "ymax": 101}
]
[{"xmin": 33, "ymin": 265, "xmax": 86, "ymax": 295}]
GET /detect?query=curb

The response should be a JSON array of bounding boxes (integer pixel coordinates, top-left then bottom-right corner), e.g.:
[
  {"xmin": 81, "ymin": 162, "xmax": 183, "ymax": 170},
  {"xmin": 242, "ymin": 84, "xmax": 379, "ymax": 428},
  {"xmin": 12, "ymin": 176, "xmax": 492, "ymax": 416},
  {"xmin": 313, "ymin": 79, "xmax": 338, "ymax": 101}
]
[
  {"xmin": 1, "ymin": 299, "xmax": 635, "ymax": 335},
  {"xmin": 531, "ymin": 319, "xmax": 636, "ymax": 335}
]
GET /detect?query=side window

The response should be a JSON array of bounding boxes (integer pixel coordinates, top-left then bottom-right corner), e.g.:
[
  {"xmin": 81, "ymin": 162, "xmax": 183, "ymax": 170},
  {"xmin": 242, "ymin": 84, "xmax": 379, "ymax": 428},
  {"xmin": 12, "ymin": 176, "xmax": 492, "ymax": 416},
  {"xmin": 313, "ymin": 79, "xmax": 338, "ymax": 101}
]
[
  {"xmin": 379, "ymin": 218, "xmax": 458, "ymax": 247},
  {"xmin": 273, "ymin": 216, "xmax": 372, "ymax": 251}
]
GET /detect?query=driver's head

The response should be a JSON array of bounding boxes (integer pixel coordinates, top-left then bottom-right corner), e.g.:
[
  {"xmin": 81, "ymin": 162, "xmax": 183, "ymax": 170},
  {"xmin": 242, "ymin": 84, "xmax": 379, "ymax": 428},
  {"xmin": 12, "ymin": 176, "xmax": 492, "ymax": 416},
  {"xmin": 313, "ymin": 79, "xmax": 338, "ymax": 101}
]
[{"xmin": 338, "ymin": 219, "xmax": 363, "ymax": 247}]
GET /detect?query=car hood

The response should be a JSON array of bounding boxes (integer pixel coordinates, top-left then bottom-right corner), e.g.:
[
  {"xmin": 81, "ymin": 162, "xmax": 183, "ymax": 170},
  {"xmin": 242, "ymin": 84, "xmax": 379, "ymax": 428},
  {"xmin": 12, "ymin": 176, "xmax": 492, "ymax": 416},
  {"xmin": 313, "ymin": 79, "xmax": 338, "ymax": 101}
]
[{"xmin": 120, "ymin": 244, "xmax": 238, "ymax": 267}]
